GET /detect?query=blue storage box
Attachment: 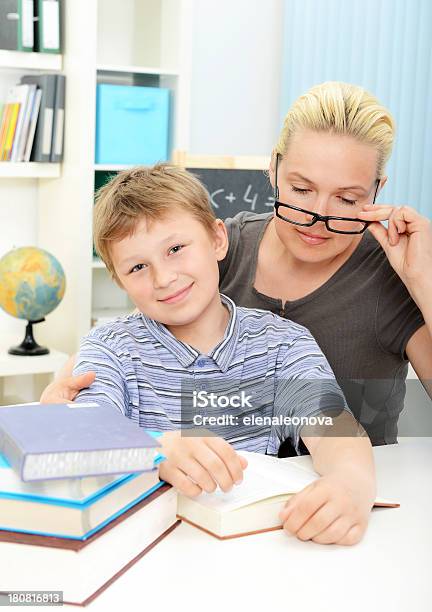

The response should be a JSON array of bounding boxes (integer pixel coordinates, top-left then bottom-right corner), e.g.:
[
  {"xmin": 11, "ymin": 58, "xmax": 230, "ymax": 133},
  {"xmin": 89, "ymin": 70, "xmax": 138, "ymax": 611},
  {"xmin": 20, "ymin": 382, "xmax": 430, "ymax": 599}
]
[{"xmin": 95, "ymin": 84, "xmax": 170, "ymax": 165}]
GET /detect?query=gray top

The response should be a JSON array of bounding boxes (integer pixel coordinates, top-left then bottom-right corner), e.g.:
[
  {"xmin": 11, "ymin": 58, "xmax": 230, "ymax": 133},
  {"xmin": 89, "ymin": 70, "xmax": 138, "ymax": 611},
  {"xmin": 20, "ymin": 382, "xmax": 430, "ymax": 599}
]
[{"xmin": 219, "ymin": 211, "xmax": 425, "ymax": 446}]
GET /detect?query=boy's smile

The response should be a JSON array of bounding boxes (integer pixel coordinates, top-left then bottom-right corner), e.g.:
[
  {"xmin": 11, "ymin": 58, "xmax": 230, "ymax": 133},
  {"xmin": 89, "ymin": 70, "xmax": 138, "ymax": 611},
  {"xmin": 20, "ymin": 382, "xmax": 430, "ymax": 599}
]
[
  {"xmin": 111, "ymin": 208, "xmax": 229, "ymax": 352},
  {"xmin": 158, "ymin": 281, "xmax": 195, "ymax": 304}
]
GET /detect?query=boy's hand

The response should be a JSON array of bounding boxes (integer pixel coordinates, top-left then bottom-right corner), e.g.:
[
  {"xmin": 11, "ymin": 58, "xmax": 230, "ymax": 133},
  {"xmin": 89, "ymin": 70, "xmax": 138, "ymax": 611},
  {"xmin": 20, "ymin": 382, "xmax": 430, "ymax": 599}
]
[
  {"xmin": 159, "ymin": 431, "xmax": 248, "ymax": 497},
  {"xmin": 40, "ymin": 372, "xmax": 96, "ymax": 403},
  {"xmin": 279, "ymin": 470, "xmax": 375, "ymax": 546}
]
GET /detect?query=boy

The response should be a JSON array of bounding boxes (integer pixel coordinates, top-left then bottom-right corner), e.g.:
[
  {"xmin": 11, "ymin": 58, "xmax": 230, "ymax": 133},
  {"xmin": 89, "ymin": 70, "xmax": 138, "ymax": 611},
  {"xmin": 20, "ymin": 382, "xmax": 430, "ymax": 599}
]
[{"xmin": 57, "ymin": 164, "xmax": 376, "ymax": 545}]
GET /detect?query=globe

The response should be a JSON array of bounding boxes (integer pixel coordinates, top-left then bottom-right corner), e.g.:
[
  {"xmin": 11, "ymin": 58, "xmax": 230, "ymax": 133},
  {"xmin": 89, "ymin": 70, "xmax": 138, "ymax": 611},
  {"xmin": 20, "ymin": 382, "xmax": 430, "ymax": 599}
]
[{"xmin": 0, "ymin": 246, "xmax": 66, "ymax": 355}]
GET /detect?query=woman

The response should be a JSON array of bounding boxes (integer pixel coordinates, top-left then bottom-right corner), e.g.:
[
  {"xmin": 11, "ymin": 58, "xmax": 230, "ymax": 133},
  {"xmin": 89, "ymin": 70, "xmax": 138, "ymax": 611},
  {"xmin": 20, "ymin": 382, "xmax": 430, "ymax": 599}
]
[
  {"xmin": 219, "ymin": 81, "xmax": 432, "ymax": 450},
  {"xmin": 42, "ymin": 81, "xmax": 432, "ymax": 450}
]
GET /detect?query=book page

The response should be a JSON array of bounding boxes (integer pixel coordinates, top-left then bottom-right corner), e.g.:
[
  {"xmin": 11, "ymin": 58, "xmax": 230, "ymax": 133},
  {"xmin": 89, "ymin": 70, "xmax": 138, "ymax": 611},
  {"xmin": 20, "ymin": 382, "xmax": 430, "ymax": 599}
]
[
  {"xmin": 195, "ymin": 451, "xmax": 317, "ymax": 512},
  {"xmin": 0, "ymin": 453, "xmax": 127, "ymax": 502}
]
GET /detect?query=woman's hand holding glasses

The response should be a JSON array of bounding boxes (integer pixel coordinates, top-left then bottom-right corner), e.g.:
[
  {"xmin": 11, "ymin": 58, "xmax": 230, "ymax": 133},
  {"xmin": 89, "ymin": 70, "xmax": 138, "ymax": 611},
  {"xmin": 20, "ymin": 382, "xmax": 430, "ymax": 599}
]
[{"xmin": 358, "ymin": 204, "xmax": 432, "ymax": 301}]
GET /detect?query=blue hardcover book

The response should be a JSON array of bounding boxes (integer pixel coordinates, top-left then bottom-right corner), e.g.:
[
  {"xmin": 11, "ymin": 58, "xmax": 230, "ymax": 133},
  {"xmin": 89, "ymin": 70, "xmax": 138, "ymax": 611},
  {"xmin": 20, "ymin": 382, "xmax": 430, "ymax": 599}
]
[
  {"xmin": 0, "ymin": 452, "xmax": 164, "ymax": 539},
  {"xmin": 0, "ymin": 403, "xmax": 160, "ymax": 481}
]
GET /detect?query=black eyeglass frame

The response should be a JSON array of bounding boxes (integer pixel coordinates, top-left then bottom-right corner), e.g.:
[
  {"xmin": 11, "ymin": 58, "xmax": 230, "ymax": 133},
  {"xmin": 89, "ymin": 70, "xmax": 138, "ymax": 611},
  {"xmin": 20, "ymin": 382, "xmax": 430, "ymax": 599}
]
[{"xmin": 273, "ymin": 153, "xmax": 381, "ymax": 235}]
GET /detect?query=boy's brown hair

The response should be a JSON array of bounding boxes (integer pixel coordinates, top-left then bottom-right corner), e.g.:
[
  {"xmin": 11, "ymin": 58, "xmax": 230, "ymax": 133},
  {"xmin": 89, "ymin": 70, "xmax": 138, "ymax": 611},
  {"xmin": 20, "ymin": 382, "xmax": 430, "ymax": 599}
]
[{"xmin": 93, "ymin": 163, "xmax": 216, "ymax": 281}]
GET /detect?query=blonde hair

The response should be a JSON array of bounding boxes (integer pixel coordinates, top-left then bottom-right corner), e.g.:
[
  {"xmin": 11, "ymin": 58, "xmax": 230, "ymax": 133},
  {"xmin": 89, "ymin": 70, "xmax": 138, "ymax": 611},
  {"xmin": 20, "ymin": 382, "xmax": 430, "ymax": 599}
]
[
  {"xmin": 275, "ymin": 81, "xmax": 395, "ymax": 178},
  {"xmin": 93, "ymin": 163, "xmax": 216, "ymax": 281}
]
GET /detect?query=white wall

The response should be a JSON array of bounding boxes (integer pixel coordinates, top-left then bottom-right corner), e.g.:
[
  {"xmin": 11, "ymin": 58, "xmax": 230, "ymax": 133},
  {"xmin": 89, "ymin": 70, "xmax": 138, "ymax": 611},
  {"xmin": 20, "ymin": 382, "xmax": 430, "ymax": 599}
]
[{"xmin": 189, "ymin": 0, "xmax": 284, "ymax": 156}]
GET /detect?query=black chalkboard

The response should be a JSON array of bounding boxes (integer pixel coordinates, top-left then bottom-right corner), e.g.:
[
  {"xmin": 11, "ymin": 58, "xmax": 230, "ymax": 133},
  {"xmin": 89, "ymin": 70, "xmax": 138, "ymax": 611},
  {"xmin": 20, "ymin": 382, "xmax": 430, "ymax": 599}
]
[{"xmin": 188, "ymin": 168, "xmax": 275, "ymax": 219}]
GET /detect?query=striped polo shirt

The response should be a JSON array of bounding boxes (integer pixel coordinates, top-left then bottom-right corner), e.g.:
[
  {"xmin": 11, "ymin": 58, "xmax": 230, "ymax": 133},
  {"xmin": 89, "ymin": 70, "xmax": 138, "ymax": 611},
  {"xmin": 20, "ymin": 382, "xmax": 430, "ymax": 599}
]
[{"xmin": 74, "ymin": 295, "xmax": 349, "ymax": 455}]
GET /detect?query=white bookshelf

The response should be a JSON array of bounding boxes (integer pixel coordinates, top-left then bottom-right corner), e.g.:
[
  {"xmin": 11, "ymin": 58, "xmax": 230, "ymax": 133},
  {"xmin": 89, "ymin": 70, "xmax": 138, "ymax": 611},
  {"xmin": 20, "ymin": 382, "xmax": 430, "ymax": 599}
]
[
  {"xmin": 94, "ymin": 164, "xmax": 134, "ymax": 171},
  {"xmin": 0, "ymin": 50, "xmax": 62, "ymax": 71},
  {"xmin": 0, "ymin": 163, "xmax": 61, "ymax": 178},
  {"xmin": 97, "ymin": 65, "xmax": 179, "ymax": 77},
  {"xmin": 0, "ymin": 0, "xmax": 192, "ymax": 356},
  {"xmin": 0, "ymin": 329, "xmax": 69, "ymax": 405},
  {"xmin": 31, "ymin": 0, "xmax": 192, "ymax": 353},
  {"xmin": 0, "ymin": 47, "xmax": 65, "ymax": 367},
  {"xmin": 90, "ymin": 0, "xmax": 192, "ymax": 330}
]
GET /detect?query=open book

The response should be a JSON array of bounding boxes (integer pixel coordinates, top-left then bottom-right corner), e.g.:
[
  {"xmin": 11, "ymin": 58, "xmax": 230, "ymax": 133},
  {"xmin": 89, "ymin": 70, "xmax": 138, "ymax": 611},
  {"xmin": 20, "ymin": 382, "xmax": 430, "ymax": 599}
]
[{"xmin": 177, "ymin": 451, "xmax": 399, "ymax": 539}]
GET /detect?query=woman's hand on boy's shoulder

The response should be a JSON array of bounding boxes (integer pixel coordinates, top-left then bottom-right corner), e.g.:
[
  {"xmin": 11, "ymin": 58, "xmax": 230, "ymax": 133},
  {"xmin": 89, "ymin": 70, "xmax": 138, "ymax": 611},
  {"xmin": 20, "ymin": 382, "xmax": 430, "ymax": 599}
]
[
  {"xmin": 279, "ymin": 471, "xmax": 375, "ymax": 546},
  {"xmin": 40, "ymin": 371, "xmax": 96, "ymax": 404},
  {"xmin": 159, "ymin": 431, "xmax": 248, "ymax": 498}
]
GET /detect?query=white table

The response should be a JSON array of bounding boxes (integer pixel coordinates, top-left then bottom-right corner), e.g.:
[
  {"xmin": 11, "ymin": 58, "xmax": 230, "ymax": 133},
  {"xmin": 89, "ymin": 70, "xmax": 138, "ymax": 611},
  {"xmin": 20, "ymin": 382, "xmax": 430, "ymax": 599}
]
[
  {"xmin": 0, "ymin": 346, "xmax": 69, "ymax": 405},
  {"xmin": 61, "ymin": 437, "xmax": 431, "ymax": 612}
]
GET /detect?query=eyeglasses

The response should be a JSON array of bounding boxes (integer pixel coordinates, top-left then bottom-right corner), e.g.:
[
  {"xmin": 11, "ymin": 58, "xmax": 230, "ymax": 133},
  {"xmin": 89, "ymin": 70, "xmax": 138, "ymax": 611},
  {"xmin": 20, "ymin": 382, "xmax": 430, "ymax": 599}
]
[{"xmin": 273, "ymin": 154, "xmax": 380, "ymax": 235}]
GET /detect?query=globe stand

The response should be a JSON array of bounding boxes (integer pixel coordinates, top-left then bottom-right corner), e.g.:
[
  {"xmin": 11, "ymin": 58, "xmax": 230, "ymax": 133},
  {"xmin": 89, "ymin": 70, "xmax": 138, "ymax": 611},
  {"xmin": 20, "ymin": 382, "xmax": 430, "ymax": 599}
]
[{"xmin": 8, "ymin": 319, "xmax": 49, "ymax": 356}]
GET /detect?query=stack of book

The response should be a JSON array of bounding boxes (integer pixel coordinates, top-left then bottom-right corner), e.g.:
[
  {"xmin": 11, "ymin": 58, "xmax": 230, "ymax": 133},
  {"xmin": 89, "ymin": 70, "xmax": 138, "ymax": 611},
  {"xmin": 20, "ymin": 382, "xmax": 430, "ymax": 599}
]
[
  {"xmin": 0, "ymin": 403, "xmax": 179, "ymax": 606},
  {"xmin": 0, "ymin": 404, "xmax": 400, "ymax": 604},
  {"xmin": 0, "ymin": 73, "xmax": 65, "ymax": 163}
]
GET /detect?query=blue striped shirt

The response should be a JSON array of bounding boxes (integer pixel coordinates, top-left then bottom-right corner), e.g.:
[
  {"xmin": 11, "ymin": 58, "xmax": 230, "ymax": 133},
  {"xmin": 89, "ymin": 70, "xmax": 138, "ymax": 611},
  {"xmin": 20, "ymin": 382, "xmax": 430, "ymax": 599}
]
[{"xmin": 74, "ymin": 295, "xmax": 349, "ymax": 455}]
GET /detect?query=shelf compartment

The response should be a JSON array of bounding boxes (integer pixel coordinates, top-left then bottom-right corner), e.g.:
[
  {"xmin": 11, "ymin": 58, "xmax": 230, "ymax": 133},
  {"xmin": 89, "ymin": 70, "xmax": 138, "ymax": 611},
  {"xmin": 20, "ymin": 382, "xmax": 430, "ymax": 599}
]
[
  {"xmin": 0, "ymin": 163, "xmax": 61, "ymax": 178},
  {"xmin": 97, "ymin": 64, "xmax": 178, "ymax": 76},
  {"xmin": 0, "ymin": 50, "xmax": 62, "ymax": 71}
]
